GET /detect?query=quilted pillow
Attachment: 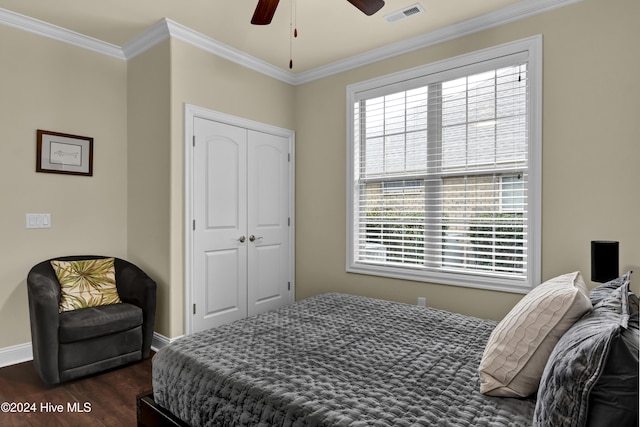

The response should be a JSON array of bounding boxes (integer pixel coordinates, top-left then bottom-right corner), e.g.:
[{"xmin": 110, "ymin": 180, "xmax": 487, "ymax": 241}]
[
  {"xmin": 533, "ymin": 281, "xmax": 638, "ymax": 427},
  {"xmin": 51, "ymin": 258, "xmax": 121, "ymax": 313},
  {"xmin": 587, "ymin": 292, "xmax": 639, "ymax": 427},
  {"xmin": 589, "ymin": 271, "xmax": 631, "ymax": 306},
  {"xmin": 479, "ymin": 271, "xmax": 592, "ymax": 397}
]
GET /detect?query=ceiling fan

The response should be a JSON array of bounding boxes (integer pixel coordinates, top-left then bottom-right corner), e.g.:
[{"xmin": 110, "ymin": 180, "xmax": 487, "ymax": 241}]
[{"xmin": 251, "ymin": 0, "xmax": 385, "ymax": 25}]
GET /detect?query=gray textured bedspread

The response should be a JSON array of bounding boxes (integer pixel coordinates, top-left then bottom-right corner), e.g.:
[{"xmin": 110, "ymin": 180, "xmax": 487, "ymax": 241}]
[{"xmin": 153, "ymin": 293, "xmax": 535, "ymax": 426}]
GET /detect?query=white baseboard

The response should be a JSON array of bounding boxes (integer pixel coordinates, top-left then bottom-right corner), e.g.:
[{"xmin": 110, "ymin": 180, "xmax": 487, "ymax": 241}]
[
  {"xmin": 0, "ymin": 342, "xmax": 33, "ymax": 368},
  {"xmin": 0, "ymin": 332, "xmax": 183, "ymax": 368},
  {"xmin": 151, "ymin": 332, "xmax": 183, "ymax": 352}
]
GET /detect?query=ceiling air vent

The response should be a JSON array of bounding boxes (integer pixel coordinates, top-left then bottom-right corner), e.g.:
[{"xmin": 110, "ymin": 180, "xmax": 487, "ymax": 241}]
[{"xmin": 384, "ymin": 3, "xmax": 425, "ymax": 23}]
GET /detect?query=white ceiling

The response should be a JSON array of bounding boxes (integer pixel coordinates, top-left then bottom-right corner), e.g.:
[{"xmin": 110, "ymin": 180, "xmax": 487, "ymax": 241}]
[{"xmin": 0, "ymin": 0, "xmax": 563, "ymax": 76}]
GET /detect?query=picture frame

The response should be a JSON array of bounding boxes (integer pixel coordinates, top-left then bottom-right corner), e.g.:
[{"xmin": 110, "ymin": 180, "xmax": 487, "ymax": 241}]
[{"xmin": 36, "ymin": 129, "xmax": 93, "ymax": 176}]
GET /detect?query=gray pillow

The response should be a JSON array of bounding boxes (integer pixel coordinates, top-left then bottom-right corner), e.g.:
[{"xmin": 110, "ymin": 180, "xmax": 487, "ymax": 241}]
[
  {"xmin": 589, "ymin": 271, "xmax": 632, "ymax": 306},
  {"xmin": 533, "ymin": 280, "xmax": 638, "ymax": 427},
  {"xmin": 587, "ymin": 292, "xmax": 639, "ymax": 427}
]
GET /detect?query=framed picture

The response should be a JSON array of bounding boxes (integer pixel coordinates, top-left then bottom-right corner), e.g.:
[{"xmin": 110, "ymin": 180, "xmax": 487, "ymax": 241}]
[{"xmin": 36, "ymin": 130, "xmax": 93, "ymax": 176}]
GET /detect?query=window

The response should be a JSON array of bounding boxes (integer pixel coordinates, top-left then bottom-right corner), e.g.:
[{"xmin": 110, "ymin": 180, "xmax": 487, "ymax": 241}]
[
  {"xmin": 347, "ymin": 36, "xmax": 541, "ymax": 293},
  {"xmin": 500, "ymin": 175, "xmax": 525, "ymax": 212}
]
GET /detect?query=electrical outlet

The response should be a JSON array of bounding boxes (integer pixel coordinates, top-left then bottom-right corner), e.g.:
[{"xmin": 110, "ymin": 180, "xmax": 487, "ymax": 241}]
[{"xmin": 417, "ymin": 297, "xmax": 426, "ymax": 307}]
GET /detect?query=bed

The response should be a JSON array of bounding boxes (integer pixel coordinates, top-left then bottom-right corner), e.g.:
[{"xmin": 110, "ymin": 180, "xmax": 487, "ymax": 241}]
[{"xmin": 141, "ymin": 275, "xmax": 638, "ymax": 427}]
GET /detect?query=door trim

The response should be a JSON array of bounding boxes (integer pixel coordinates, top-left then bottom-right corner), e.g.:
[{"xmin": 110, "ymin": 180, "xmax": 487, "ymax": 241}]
[{"xmin": 184, "ymin": 104, "xmax": 295, "ymax": 335}]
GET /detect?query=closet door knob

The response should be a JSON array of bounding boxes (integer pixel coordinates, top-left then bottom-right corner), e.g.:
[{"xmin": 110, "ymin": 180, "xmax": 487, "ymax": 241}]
[
  {"xmin": 238, "ymin": 236, "xmax": 246, "ymax": 243},
  {"xmin": 249, "ymin": 235, "xmax": 263, "ymax": 242}
]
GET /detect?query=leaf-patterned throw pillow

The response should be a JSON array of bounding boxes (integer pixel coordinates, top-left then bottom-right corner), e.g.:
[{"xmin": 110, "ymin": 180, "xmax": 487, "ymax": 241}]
[{"xmin": 51, "ymin": 258, "xmax": 121, "ymax": 313}]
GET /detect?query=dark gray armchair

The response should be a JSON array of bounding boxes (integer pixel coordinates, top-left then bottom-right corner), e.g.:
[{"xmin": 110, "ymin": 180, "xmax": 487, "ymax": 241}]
[{"xmin": 27, "ymin": 255, "xmax": 156, "ymax": 386}]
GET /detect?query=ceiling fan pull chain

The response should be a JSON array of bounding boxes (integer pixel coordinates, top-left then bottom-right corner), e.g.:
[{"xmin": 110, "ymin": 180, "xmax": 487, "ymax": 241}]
[
  {"xmin": 289, "ymin": 0, "xmax": 298, "ymax": 69},
  {"xmin": 251, "ymin": 0, "xmax": 384, "ymax": 69}
]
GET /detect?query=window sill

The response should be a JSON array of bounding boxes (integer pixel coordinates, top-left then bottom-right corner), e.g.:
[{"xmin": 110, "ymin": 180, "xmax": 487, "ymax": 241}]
[{"xmin": 346, "ymin": 262, "xmax": 533, "ymax": 294}]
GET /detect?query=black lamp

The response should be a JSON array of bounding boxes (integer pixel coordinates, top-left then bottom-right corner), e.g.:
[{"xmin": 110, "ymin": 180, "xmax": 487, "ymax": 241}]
[{"xmin": 591, "ymin": 240, "xmax": 619, "ymax": 283}]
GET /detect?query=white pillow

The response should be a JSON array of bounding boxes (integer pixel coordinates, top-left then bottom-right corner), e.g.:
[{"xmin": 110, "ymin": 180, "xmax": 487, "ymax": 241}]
[{"xmin": 478, "ymin": 271, "xmax": 592, "ymax": 397}]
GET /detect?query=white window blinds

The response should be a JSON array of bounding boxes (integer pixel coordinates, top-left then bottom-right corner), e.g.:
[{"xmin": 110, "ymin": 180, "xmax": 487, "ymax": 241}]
[{"xmin": 347, "ymin": 37, "xmax": 541, "ymax": 293}]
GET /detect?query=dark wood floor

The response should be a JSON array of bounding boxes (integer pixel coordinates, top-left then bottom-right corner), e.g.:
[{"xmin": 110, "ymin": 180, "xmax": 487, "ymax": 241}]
[{"xmin": 0, "ymin": 354, "xmax": 153, "ymax": 427}]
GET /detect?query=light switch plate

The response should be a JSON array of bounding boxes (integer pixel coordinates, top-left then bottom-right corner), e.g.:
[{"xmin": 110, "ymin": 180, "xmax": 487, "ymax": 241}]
[{"xmin": 26, "ymin": 213, "xmax": 51, "ymax": 229}]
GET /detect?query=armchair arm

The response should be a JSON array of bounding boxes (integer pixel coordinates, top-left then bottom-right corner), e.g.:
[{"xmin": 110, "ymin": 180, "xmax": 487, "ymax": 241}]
[
  {"xmin": 114, "ymin": 258, "xmax": 157, "ymax": 358},
  {"xmin": 26, "ymin": 262, "xmax": 62, "ymax": 385}
]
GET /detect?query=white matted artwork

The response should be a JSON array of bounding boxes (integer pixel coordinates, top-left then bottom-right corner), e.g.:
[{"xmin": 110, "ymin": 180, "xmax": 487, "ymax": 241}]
[{"xmin": 36, "ymin": 130, "xmax": 93, "ymax": 176}]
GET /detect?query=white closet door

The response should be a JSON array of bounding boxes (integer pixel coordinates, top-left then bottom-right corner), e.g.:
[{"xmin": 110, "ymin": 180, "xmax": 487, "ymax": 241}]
[
  {"xmin": 193, "ymin": 118, "xmax": 248, "ymax": 331},
  {"xmin": 191, "ymin": 116, "xmax": 292, "ymax": 333},
  {"xmin": 247, "ymin": 130, "xmax": 291, "ymax": 316}
]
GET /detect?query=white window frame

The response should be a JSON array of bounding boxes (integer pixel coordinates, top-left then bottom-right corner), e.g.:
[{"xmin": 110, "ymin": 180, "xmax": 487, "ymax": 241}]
[{"xmin": 346, "ymin": 35, "xmax": 542, "ymax": 294}]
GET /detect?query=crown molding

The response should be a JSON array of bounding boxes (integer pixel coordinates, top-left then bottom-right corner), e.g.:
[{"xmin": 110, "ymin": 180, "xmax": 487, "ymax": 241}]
[
  {"xmin": 293, "ymin": 0, "xmax": 583, "ymax": 84},
  {"xmin": 1, "ymin": 0, "xmax": 581, "ymax": 85},
  {"xmin": 122, "ymin": 18, "xmax": 297, "ymax": 84},
  {"xmin": 163, "ymin": 19, "xmax": 297, "ymax": 85},
  {"xmin": 121, "ymin": 19, "xmax": 170, "ymax": 60},
  {"xmin": 0, "ymin": 7, "xmax": 125, "ymax": 60}
]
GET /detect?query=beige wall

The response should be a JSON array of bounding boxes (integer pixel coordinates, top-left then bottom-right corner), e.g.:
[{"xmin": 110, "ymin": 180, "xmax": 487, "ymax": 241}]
[
  {"xmin": 294, "ymin": 0, "xmax": 640, "ymax": 320},
  {"xmin": 0, "ymin": 26, "xmax": 128, "ymax": 347},
  {"xmin": 166, "ymin": 40, "xmax": 296, "ymax": 336},
  {"xmin": 127, "ymin": 40, "xmax": 174, "ymax": 337},
  {"xmin": 127, "ymin": 39, "xmax": 297, "ymax": 339},
  {"xmin": 0, "ymin": 26, "xmax": 297, "ymax": 347},
  {"xmin": 171, "ymin": 40, "xmax": 296, "ymax": 131},
  {"xmin": 0, "ymin": 0, "xmax": 637, "ymax": 350}
]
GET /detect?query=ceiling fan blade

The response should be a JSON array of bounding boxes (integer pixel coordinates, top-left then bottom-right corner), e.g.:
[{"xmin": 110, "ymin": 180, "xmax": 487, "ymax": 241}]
[
  {"xmin": 346, "ymin": 0, "xmax": 385, "ymax": 16},
  {"xmin": 251, "ymin": 0, "xmax": 280, "ymax": 25}
]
